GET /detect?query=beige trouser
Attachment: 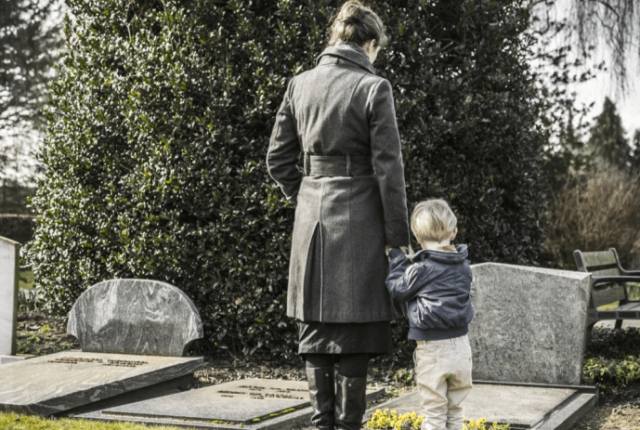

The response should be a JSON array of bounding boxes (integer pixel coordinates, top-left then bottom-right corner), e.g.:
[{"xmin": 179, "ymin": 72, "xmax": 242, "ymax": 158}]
[{"xmin": 414, "ymin": 335, "xmax": 473, "ymax": 430}]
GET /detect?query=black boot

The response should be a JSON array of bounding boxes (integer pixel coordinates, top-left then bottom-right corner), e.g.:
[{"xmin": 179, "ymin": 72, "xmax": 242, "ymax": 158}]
[
  {"xmin": 306, "ymin": 366, "xmax": 335, "ymax": 430},
  {"xmin": 334, "ymin": 374, "xmax": 367, "ymax": 430}
]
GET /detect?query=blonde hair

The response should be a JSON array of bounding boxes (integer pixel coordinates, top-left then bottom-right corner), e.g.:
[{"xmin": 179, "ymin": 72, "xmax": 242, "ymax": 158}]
[
  {"xmin": 411, "ymin": 199, "xmax": 458, "ymax": 243},
  {"xmin": 327, "ymin": 1, "xmax": 388, "ymax": 48}
]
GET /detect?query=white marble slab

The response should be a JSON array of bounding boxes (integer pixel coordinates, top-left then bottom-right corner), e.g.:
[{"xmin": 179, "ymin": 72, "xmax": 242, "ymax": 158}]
[
  {"xmin": 0, "ymin": 236, "xmax": 20, "ymax": 356},
  {"xmin": 0, "ymin": 350, "xmax": 203, "ymax": 415}
]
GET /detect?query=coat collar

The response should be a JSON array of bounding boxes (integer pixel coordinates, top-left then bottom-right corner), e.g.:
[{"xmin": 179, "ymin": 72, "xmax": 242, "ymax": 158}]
[
  {"xmin": 412, "ymin": 244, "xmax": 469, "ymax": 265},
  {"xmin": 316, "ymin": 43, "xmax": 375, "ymax": 74}
]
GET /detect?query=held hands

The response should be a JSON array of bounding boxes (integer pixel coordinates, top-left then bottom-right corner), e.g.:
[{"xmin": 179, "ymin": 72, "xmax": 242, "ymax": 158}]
[{"xmin": 385, "ymin": 245, "xmax": 410, "ymax": 261}]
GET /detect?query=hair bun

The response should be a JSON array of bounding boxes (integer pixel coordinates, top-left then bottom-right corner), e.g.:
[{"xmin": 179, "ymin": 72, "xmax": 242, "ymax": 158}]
[{"xmin": 327, "ymin": 1, "xmax": 388, "ymax": 49}]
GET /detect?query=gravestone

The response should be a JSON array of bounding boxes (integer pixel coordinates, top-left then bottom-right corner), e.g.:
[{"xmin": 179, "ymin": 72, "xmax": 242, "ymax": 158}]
[
  {"xmin": 0, "ymin": 236, "xmax": 20, "ymax": 358},
  {"xmin": 67, "ymin": 279, "xmax": 203, "ymax": 356},
  {"xmin": 469, "ymin": 263, "xmax": 591, "ymax": 385},
  {"xmin": 0, "ymin": 279, "xmax": 204, "ymax": 415},
  {"xmin": 73, "ymin": 378, "xmax": 385, "ymax": 430}
]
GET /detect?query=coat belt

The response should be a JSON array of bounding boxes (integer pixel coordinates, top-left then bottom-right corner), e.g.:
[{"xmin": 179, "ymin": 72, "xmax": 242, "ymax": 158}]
[{"xmin": 303, "ymin": 154, "xmax": 374, "ymax": 177}]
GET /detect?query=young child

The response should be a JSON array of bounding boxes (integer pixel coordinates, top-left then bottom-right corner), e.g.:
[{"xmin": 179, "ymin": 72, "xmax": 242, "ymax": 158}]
[{"xmin": 386, "ymin": 199, "xmax": 474, "ymax": 430}]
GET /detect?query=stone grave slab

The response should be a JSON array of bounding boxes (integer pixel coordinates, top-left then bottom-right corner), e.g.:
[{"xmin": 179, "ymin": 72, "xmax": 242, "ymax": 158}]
[
  {"xmin": 0, "ymin": 355, "xmax": 25, "ymax": 365},
  {"xmin": 0, "ymin": 350, "xmax": 203, "ymax": 415},
  {"xmin": 73, "ymin": 378, "xmax": 385, "ymax": 430},
  {"xmin": 68, "ymin": 279, "xmax": 203, "ymax": 356},
  {"xmin": 365, "ymin": 382, "xmax": 598, "ymax": 430},
  {"xmin": 105, "ymin": 378, "xmax": 309, "ymax": 423},
  {"xmin": 469, "ymin": 263, "xmax": 591, "ymax": 385},
  {"xmin": 0, "ymin": 236, "xmax": 20, "ymax": 358}
]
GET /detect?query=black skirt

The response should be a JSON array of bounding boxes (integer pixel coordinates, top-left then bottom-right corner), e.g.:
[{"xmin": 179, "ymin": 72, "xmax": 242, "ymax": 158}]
[{"xmin": 298, "ymin": 321, "xmax": 392, "ymax": 357}]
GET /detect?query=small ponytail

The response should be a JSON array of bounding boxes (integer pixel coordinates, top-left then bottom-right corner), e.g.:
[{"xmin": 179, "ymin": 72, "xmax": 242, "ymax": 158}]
[{"xmin": 327, "ymin": 1, "xmax": 388, "ymax": 48}]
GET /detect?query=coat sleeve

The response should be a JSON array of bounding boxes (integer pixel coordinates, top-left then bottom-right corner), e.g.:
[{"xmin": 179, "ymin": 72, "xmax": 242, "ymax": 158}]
[
  {"xmin": 266, "ymin": 80, "xmax": 302, "ymax": 202},
  {"xmin": 367, "ymin": 79, "xmax": 410, "ymax": 247},
  {"xmin": 386, "ymin": 248, "xmax": 423, "ymax": 303}
]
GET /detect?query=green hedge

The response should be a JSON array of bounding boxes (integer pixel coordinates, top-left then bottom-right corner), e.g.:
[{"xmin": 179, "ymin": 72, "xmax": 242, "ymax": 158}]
[{"xmin": 29, "ymin": 0, "xmax": 545, "ymax": 358}]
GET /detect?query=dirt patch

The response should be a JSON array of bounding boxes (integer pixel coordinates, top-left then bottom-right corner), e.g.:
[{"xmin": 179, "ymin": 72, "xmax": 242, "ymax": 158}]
[
  {"xmin": 573, "ymin": 384, "xmax": 640, "ymax": 430},
  {"xmin": 15, "ymin": 312, "xmax": 79, "ymax": 356}
]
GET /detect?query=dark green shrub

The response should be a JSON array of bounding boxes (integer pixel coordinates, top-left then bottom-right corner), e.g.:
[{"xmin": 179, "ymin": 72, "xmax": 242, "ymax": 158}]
[
  {"xmin": 583, "ymin": 356, "xmax": 640, "ymax": 389},
  {"xmin": 583, "ymin": 328, "xmax": 640, "ymax": 390},
  {"xmin": 586, "ymin": 328, "xmax": 640, "ymax": 360},
  {"xmin": 374, "ymin": 2, "xmax": 545, "ymax": 265},
  {"xmin": 29, "ymin": 0, "xmax": 545, "ymax": 358}
]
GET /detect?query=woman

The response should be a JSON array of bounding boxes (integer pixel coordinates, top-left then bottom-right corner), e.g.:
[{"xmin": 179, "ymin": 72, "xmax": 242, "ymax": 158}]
[{"xmin": 266, "ymin": 2, "xmax": 409, "ymax": 429}]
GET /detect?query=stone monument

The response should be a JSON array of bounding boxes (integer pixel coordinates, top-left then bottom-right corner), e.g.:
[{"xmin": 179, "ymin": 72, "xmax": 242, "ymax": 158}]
[
  {"xmin": 0, "ymin": 278, "xmax": 204, "ymax": 415},
  {"xmin": 0, "ymin": 236, "xmax": 20, "ymax": 361},
  {"xmin": 469, "ymin": 263, "xmax": 591, "ymax": 385}
]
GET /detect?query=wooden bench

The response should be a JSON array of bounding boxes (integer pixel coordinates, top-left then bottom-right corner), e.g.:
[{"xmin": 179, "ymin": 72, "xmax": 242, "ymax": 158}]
[{"xmin": 573, "ymin": 248, "xmax": 640, "ymax": 334}]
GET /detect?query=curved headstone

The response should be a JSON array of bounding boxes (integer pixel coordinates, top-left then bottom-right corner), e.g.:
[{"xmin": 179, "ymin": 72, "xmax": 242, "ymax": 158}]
[{"xmin": 67, "ymin": 279, "xmax": 203, "ymax": 356}]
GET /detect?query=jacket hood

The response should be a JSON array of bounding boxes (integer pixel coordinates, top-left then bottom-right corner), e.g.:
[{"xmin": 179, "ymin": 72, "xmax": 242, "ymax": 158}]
[
  {"xmin": 316, "ymin": 43, "xmax": 375, "ymax": 74},
  {"xmin": 412, "ymin": 244, "xmax": 468, "ymax": 265}
]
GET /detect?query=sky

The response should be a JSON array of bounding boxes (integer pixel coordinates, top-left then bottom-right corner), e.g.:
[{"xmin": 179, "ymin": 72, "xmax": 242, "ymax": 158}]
[
  {"xmin": 535, "ymin": 0, "xmax": 640, "ymax": 144},
  {"xmin": 570, "ymin": 67, "xmax": 640, "ymax": 142}
]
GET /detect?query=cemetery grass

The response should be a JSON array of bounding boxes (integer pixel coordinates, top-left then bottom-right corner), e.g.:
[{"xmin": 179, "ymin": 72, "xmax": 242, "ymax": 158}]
[
  {"xmin": 11, "ymin": 312, "xmax": 640, "ymax": 430},
  {"xmin": 0, "ymin": 412, "xmax": 190, "ymax": 430}
]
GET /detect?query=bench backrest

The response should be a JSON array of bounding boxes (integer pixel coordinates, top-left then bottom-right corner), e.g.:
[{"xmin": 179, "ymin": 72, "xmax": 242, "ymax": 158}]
[{"xmin": 573, "ymin": 248, "xmax": 626, "ymax": 307}]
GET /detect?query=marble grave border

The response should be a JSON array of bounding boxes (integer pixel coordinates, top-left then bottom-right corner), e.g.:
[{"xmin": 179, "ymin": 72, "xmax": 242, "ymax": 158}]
[{"xmin": 363, "ymin": 381, "xmax": 598, "ymax": 430}]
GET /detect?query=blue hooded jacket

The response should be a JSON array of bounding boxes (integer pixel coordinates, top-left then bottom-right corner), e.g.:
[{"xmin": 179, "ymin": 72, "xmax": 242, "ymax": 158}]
[{"xmin": 386, "ymin": 245, "xmax": 474, "ymax": 340}]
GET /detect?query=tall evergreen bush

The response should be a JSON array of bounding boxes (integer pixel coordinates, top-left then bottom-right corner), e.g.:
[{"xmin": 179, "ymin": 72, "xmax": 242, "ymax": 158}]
[{"xmin": 29, "ymin": 0, "xmax": 546, "ymax": 358}]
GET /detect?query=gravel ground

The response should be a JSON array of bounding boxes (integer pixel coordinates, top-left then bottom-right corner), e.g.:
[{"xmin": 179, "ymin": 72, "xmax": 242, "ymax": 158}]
[
  {"xmin": 13, "ymin": 311, "xmax": 640, "ymax": 429},
  {"xmin": 573, "ymin": 389, "xmax": 640, "ymax": 430}
]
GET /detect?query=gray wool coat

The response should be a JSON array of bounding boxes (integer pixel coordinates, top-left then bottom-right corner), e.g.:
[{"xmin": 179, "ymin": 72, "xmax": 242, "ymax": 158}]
[{"xmin": 266, "ymin": 43, "xmax": 410, "ymax": 323}]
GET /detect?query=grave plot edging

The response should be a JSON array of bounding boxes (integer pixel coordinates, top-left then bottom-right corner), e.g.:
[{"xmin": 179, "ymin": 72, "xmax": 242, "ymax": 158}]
[
  {"xmin": 71, "ymin": 386, "xmax": 385, "ymax": 430},
  {"xmin": 363, "ymin": 381, "xmax": 598, "ymax": 430},
  {"xmin": 530, "ymin": 391, "xmax": 599, "ymax": 430}
]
